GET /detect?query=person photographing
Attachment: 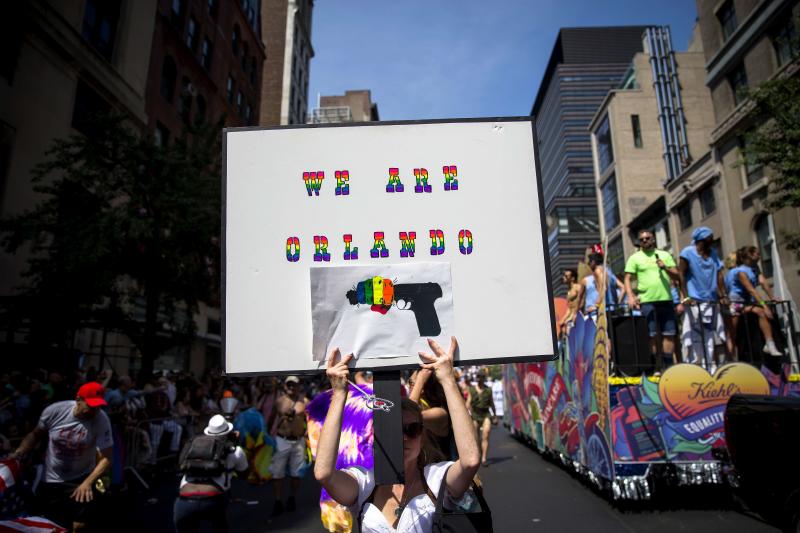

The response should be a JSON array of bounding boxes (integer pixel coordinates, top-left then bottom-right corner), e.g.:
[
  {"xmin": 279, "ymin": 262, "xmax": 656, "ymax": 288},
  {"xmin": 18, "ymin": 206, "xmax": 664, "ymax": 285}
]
[
  {"xmin": 174, "ymin": 414, "xmax": 248, "ymax": 532},
  {"xmin": 314, "ymin": 337, "xmax": 480, "ymax": 532}
]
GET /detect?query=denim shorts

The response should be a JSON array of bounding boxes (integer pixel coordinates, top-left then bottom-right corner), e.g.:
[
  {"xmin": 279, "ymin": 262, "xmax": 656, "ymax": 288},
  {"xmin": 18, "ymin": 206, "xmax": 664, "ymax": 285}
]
[{"xmin": 640, "ymin": 301, "xmax": 677, "ymax": 337}]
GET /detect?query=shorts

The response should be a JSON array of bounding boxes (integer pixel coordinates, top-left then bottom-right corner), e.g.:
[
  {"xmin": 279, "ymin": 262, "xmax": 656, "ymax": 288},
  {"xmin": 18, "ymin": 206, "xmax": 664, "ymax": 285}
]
[
  {"xmin": 729, "ymin": 301, "xmax": 751, "ymax": 317},
  {"xmin": 36, "ymin": 474, "xmax": 99, "ymax": 526},
  {"xmin": 640, "ymin": 301, "xmax": 677, "ymax": 337},
  {"xmin": 269, "ymin": 436, "xmax": 307, "ymax": 479},
  {"xmin": 471, "ymin": 411, "xmax": 492, "ymax": 425}
]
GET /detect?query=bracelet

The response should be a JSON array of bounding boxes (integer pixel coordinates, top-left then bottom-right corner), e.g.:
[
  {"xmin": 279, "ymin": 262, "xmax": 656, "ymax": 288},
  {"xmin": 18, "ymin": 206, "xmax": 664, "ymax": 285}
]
[
  {"xmin": 759, "ymin": 300, "xmax": 766, "ymax": 306},
  {"xmin": 681, "ymin": 297, "xmax": 691, "ymax": 304}
]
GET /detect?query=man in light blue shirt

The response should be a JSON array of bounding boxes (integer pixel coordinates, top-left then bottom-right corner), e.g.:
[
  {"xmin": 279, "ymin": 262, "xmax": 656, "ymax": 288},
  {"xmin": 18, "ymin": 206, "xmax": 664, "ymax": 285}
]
[{"xmin": 678, "ymin": 227, "xmax": 728, "ymax": 370}]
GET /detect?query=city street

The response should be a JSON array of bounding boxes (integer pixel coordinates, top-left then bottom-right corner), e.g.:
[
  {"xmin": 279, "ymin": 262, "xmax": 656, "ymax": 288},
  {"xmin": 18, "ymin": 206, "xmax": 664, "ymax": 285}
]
[{"xmin": 127, "ymin": 428, "xmax": 776, "ymax": 532}]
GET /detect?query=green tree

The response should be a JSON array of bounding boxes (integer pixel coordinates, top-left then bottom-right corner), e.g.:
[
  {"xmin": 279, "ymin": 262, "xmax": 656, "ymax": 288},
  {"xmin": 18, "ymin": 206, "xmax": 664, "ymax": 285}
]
[
  {"xmin": 740, "ymin": 45, "xmax": 800, "ymax": 255},
  {"xmin": 0, "ymin": 115, "xmax": 221, "ymax": 377}
]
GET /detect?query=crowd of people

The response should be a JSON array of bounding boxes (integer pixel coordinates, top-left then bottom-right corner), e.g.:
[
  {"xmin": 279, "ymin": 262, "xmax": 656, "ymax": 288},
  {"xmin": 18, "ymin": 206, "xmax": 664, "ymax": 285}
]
[
  {"xmin": 559, "ymin": 225, "xmax": 786, "ymax": 373},
  {"xmin": 0, "ymin": 356, "xmax": 502, "ymax": 531}
]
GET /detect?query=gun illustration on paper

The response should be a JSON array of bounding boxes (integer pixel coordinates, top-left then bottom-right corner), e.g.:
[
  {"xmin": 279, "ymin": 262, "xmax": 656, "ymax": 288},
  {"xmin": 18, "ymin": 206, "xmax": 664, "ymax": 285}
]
[{"xmin": 346, "ymin": 277, "xmax": 443, "ymax": 336}]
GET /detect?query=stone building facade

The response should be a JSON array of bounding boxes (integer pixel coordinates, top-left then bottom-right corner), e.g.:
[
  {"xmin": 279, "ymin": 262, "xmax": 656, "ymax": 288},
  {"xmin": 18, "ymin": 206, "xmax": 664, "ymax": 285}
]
[
  {"xmin": 259, "ymin": 0, "xmax": 313, "ymax": 125},
  {"xmin": 589, "ymin": 25, "xmax": 716, "ymax": 275}
]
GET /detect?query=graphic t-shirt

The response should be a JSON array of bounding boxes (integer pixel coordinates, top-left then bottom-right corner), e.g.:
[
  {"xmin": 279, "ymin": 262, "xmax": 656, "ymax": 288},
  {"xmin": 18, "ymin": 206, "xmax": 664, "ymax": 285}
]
[
  {"xmin": 37, "ymin": 400, "xmax": 113, "ymax": 483},
  {"xmin": 624, "ymin": 249, "xmax": 676, "ymax": 303},
  {"xmin": 680, "ymin": 245, "xmax": 723, "ymax": 301}
]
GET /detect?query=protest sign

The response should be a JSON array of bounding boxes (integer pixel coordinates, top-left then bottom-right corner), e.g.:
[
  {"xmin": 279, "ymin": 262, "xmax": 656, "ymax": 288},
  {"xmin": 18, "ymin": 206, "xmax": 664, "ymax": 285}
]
[{"xmin": 223, "ymin": 118, "xmax": 556, "ymax": 375}]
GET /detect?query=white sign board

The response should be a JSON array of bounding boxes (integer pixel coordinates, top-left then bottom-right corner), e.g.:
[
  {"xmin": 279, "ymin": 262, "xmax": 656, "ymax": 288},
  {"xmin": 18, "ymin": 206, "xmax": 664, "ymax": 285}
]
[{"xmin": 223, "ymin": 118, "xmax": 556, "ymax": 375}]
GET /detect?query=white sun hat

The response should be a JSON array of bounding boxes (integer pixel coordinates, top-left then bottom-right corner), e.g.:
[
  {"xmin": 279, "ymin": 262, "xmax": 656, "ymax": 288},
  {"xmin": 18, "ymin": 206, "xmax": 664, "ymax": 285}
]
[{"xmin": 204, "ymin": 414, "xmax": 234, "ymax": 436}]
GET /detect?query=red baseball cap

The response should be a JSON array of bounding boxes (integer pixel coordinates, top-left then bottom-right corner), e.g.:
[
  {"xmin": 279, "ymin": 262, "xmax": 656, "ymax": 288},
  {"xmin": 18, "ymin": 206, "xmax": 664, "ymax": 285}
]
[{"xmin": 77, "ymin": 382, "xmax": 107, "ymax": 407}]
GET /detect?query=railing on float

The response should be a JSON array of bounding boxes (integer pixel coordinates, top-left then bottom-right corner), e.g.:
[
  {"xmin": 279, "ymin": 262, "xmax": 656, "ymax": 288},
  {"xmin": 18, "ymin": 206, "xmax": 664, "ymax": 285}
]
[{"xmin": 578, "ymin": 300, "xmax": 799, "ymax": 376}]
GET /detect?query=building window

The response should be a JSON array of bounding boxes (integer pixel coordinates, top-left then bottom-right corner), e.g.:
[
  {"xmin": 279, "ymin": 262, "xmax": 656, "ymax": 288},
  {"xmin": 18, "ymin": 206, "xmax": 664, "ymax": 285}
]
[
  {"xmin": 81, "ymin": 0, "xmax": 121, "ymax": 61},
  {"xmin": 237, "ymin": 90, "xmax": 244, "ymax": 117},
  {"xmin": 699, "ymin": 185, "xmax": 716, "ymax": 217},
  {"xmin": 596, "ymin": 114, "xmax": 614, "ymax": 174},
  {"xmin": 160, "ymin": 56, "xmax": 177, "ymax": 103},
  {"xmin": 207, "ymin": 0, "xmax": 218, "ymax": 19},
  {"xmin": 171, "ymin": 0, "xmax": 184, "ymax": 28},
  {"xmin": 555, "ymin": 206, "xmax": 599, "ymax": 234},
  {"xmin": 740, "ymin": 136, "xmax": 764, "ymax": 186},
  {"xmin": 232, "ymin": 25, "xmax": 241, "ymax": 56},
  {"xmin": 71, "ymin": 80, "xmax": 110, "ymax": 137},
  {"xmin": 178, "ymin": 77, "xmax": 192, "ymax": 122},
  {"xmin": 773, "ymin": 18, "xmax": 798, "ymax": 68},
  {"xmin": 607, "ymin": 237, "xmax": 625, "ymax": 278},
  {"xmin": 0, "ymin": 122, "xmax": 15, "ymax": 215},
  {"xmin": 754, "ymin": 215, "xmax": 774, "ymax": 278},
  {"xmin": 728, "ymin": 62, "xmax": 748, "ymax": 105},
  {"xmin": 195, "ymin": 95, "xmax": 206, "ymax": 124},
  {"xmin": 241, "ymin": 42, "xmax": 249, "ymax": 69},
  {"xmin": 717, "ymin": 1, "xmax": 738, "ymax": 41},
  {"xmin": 249, "ymin": 57, "xmax": 257, "ymax": 85},
  {"xmin": 570, "ymin": 184, "xmax": 595, "ymax": 197},
  {"xmin": 201, "ymin": 38, "xmax": 213, "ymax": 70},
  {"xmin": 601, "ymin": 174, "xmax": 620, "ymax": 231},
  {"xmin": 677, "ymin": 201, "xmax": 693, "ymax": 231},
  {"xmin": 154, "ymin": 122, "xmax": 170, "ymax": 147},
  {"xmin": 186, "ymin": 16, "xmax": 198, "ymax": 52},
  {"xmin": 631, "ymin": 114, "xmax": 642, "ymax": 148},
  {"xmin": 245, "ymin": 103, "xmax": 252, "ymax": 124},
  {"xmin": 227, "ymin": 75, "xmax": 234, "ymax": 103}
]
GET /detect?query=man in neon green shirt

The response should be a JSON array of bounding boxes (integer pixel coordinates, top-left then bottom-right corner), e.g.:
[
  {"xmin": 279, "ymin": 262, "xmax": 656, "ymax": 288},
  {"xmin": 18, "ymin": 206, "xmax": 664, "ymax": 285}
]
[{"xmin": 624, "ymin": 229, "xmax": 682, "ymax": 369}]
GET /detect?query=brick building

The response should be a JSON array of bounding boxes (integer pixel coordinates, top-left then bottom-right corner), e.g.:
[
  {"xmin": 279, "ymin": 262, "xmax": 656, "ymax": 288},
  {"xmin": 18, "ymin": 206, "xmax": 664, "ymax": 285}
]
[
  {"xmin": 308, "ymin": 89, "xmax": 379, "ymax": 123},
  {"xmin": 259, "ymin": 0, "xmax": 313, "ymax": 125},
  {"xmin": 146, "ymin": 0, "xmax": 265, "ymax": 143}
]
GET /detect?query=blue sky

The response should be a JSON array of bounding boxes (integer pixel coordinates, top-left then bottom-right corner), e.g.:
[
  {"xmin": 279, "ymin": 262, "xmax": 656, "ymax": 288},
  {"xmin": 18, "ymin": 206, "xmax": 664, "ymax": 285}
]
[{"xmin": 307, "ymin": 1, "xmax": 698, "ymax": 120}]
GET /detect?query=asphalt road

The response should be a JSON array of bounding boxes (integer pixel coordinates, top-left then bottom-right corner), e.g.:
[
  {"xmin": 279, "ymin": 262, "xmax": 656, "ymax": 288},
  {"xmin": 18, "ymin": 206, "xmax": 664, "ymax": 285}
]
[{"xmin": 127, "ymin": 429, "xmax": 777, "ymax": 532}]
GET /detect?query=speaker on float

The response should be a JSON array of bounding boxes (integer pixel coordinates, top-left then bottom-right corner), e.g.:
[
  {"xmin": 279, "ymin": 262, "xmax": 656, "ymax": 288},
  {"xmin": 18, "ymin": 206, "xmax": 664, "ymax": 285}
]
[{"xmin": 610, "ymin": 315, "xmax": 653, "ymax": 375}]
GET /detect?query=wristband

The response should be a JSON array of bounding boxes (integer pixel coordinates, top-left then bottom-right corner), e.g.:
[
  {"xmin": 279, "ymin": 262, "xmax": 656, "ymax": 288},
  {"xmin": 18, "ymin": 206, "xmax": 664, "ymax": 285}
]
[
  {"xmin": 681, "ymin": 297, "xmax": 691, "ymax": 304},
  {"xmin": 759, "ymin": 300, "xmax": 766, "ymax": 306}
]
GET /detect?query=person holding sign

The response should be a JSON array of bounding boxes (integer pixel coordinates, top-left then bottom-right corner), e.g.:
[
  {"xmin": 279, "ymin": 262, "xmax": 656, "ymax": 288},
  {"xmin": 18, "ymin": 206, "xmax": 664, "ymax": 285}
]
[{"xmin": 314, "ymin": 338, "xmax": 481, "ymax": 533}]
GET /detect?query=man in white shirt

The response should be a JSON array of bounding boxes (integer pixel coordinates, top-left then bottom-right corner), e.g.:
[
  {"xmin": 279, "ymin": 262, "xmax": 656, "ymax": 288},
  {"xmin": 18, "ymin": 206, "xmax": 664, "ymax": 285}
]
[{"xmin": 12, "ymin": 382, "xmax": 113, "ymax": 531}]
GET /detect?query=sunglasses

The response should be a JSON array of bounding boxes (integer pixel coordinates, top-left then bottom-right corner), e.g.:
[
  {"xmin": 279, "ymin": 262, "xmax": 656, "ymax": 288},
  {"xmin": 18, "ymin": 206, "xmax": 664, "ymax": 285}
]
[{"xmin": 402, "ymin": 422, "xmax": 423, "ymax": 438}]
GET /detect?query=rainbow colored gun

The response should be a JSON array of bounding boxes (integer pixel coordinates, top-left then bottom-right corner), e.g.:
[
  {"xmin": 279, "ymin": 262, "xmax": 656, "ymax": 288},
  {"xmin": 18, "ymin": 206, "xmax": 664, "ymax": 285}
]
[{"xmin": 346, "ymin": 277, "xmax": 442, "ymax": 336}]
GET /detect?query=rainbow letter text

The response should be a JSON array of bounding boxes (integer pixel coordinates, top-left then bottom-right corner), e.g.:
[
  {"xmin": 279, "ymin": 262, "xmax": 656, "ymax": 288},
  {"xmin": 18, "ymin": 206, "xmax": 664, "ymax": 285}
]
[
  {"xmin": 386, "ymin": 167, "xmax": 404, "ymax": 193},
  {"xmin": 443, "ymin": 165, "xmax": 458, "ymax": 191},
  {"xmin": 399, "ymin": 231, "xmax": 416, "ymax": 258},
  {"xmin": 414, "ymin": 168, "xmax": 431, "ymax": 193},
  {"xmin": 458, "ymin": 229, "xmax": 473, "ymax": 254},
  {"xmin": 343, "ymin": 234, "xmax": 358, "ymax": 260},
  {"xmin": 313, "ymin": 235, "xmax": 330, "ymax": 262},
  {"xmin": 335, "ymin": 170, "xmax": 350, "ymax": 196},
  {"xmin": 429, "ymin": 229, "xmax": 445, "ymax": 255},
  {"xmin": 303, "ymin": 171, "xmax": 324, "ymax": 196},
  {"xmin": 371, "ymin": 231, "xmax": 389, "ymax": 258},
  {"xmin": 286, "ymin": 237, "xmax": 300, "ymax": 262}
]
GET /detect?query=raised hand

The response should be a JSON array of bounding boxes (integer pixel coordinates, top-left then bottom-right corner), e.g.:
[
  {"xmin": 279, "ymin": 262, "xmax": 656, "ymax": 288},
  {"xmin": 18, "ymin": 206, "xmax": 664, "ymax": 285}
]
[
  {"xmin": 418, "ymin": 337, "xmax": 458, "ymax": 384},
  {"xmin": 326, "ymin": 348, "xmax": 353, "ymax": 392}
]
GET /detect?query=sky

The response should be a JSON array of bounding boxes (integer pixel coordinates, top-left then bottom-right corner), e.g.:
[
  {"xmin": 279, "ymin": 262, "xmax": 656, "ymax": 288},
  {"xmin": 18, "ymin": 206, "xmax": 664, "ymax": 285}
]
[{"xmin": 307, "ymin": 0, "xmax": 698, "ymax": 120}]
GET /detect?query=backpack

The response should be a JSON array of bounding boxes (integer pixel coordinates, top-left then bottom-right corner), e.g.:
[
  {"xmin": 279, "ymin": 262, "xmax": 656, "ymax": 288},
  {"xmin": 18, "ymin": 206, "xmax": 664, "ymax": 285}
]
[{"xmin": 179, "ymin": 435, "xmax": 232, "ymax": 481}]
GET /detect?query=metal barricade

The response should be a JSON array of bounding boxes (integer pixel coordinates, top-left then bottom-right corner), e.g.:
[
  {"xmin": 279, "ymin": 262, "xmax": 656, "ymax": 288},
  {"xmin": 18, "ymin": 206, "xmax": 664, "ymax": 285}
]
[{"xmin": 122, "ymin": 415, "xmax": 196, "ymax": 489}]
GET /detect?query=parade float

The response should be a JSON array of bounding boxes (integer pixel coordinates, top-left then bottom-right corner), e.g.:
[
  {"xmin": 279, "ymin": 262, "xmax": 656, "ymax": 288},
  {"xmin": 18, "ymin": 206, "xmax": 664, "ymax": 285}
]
[{"xmin": 502, "ymin": 304, "xmax": 800, "ymax": 499}]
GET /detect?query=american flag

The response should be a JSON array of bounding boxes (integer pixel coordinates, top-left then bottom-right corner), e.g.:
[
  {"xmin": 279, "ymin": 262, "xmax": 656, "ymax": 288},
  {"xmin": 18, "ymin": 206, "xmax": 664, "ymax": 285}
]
[{"xmin": 0, "ymin": 516, "xmax": 68, "ymax": 532}]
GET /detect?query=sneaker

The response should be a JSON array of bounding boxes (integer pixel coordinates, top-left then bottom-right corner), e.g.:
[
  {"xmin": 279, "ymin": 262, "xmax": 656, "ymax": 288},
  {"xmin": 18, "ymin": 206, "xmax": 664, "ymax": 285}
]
[
  {"xmin": 287, "ymin": 496, "xmax": 296, "ymax": 512},
  {"xmin": 764, "ymin": 343, "xmax": 783, "ymax": 357},
  {"xmin": 271, "ymin": 500, "xmax": 284, "ymax": 518}
]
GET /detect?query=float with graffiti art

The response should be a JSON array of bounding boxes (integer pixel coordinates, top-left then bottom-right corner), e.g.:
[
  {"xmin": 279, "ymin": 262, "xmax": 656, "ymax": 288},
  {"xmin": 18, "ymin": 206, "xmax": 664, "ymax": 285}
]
[{"xmin": 503, "ymin": 302, "xmax": 800, "ymax": 499}]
